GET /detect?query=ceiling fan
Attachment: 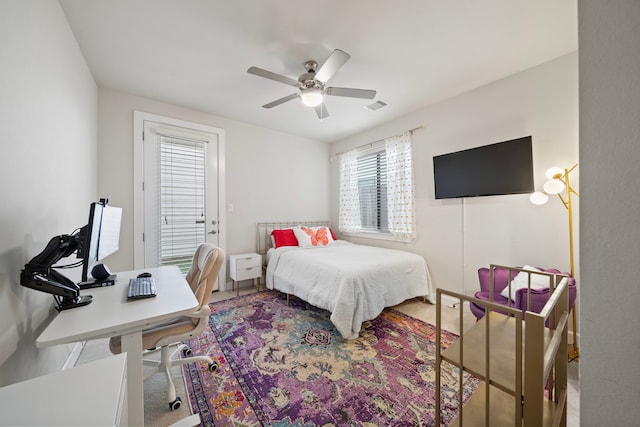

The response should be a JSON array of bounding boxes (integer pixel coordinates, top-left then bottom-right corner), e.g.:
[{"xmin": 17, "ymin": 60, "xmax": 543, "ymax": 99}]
[{"xmin": 247, "ymin": 49, "xmax": 376, "ymax": 119}]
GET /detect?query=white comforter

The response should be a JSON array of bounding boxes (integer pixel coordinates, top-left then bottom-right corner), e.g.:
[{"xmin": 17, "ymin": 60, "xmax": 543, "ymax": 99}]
[{"xmin": 265, "ymin": 241, "xmax": 434, "ymax": 339}]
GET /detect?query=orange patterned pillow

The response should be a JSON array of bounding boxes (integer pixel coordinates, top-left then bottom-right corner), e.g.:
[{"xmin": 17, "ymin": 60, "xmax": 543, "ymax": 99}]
[{"xmin": 293, "ymin": 226, "xmax": 335, "ymax": 247}]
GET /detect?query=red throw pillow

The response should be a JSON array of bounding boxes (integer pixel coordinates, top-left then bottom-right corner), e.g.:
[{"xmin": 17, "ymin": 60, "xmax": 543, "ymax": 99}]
[
  {"xmin": 329, "ymin": 227, "xmax": 337, "ymax": 240},
  {"xmin": 272, "ymin": 229, "xmax": 298, "ymax": 248}
]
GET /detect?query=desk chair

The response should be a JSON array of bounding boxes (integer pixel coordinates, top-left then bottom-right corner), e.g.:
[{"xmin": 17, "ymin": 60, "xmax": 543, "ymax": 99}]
[{"xmin": 109, "ymin": 243, "xmax": 224, "ymax": 410}]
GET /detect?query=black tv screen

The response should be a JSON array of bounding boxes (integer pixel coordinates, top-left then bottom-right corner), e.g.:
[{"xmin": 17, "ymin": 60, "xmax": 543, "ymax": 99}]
[{"xmin": 433, "ymin": 136, "xmax": 534, "ymax": 199}]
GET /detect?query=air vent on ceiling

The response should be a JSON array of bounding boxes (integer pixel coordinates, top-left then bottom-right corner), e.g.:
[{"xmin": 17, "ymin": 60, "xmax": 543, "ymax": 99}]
[{"xmin": 364, "ymin": 99, "xmax": 388, "ymax": 111}]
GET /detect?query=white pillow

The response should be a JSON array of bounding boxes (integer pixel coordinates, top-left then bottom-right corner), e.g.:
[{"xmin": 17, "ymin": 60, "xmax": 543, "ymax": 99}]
[
  {"xmin": 500, "ymin": 265, "xmax": 552, "ymax": 301},
  {"xmin": 293, "ymin": 226, "xmax": 334, "ymax": 247}
]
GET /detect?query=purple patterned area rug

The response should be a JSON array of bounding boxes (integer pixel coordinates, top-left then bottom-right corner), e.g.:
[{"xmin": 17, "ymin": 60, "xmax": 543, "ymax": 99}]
[{"xmin": 183, "ymin": 291, "xmax": 477, "ymax": 426}]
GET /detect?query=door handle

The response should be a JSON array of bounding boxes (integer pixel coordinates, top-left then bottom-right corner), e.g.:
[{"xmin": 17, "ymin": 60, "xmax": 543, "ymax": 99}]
[{"xmin": 208, "ymin": 230, "xmax": 217, "ymax": 235}]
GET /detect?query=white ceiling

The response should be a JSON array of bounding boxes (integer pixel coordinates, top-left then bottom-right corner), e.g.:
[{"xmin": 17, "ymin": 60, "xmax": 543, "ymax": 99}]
[{"xmin": 59, "ymin": 0, "xmax": 577, "ymax": 143}]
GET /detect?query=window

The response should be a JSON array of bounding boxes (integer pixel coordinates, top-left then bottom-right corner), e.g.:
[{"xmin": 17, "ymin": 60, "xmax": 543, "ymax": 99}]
[
  {"xmin": 338, "ymin": 131, "xmax": 416, "ymax": 242},
  {"xmin": 357, "ymin": 149, "xmax": 389, "ymax": 233}
]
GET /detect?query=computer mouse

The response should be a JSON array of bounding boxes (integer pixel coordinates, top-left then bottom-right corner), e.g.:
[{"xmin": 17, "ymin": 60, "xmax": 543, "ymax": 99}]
[{"xmin": 137, "ymin": 272, "xmax": 152, "ymax": 278}]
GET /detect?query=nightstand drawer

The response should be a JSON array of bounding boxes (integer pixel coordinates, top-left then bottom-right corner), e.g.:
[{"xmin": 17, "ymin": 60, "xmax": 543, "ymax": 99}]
[
  {"xmin": 233, "ymin": 266, "xmax": 261, "ymax": 281},
  {"xmin": 235, "ymin": 256, "xmax": 261, "ymax": 270}
]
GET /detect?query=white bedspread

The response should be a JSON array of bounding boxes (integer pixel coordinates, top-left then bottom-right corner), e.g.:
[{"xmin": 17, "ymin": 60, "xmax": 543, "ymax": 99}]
[{"xmin": 265, "ymin": 241, "xmax": 434, "ymax": 339}]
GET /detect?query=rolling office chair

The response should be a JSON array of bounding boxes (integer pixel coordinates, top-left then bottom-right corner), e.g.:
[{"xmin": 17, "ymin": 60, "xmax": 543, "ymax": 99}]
[{"xmin": 109, "ymin": 243, "xmax": 224, "ymax": 410}]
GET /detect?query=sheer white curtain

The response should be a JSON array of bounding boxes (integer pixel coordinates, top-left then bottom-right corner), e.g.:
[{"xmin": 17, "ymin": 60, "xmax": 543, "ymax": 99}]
[
  {"xmin": 385, "ymin": 132, "xmax": 416, "ymax": 242},
  {"xmin": 338, "ymin": 148, "xmax": 362, "ymax": 232}
]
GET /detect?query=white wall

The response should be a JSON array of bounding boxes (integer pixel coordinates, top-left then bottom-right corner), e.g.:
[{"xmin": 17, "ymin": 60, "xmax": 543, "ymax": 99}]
[
  {"xmin": 0, "ymin": 1, "xmax": 97, "ymax": 386},
  {"xmin": 579, "ymin": 1, "xmax": 640, "ymax": 424},
  {"xmin": 97, "ymin": 88, "xmax": 330, "ymax": 283},
  {"xmin": 330, "ymin": 53, "xmax": 579, "ymax": 300}
]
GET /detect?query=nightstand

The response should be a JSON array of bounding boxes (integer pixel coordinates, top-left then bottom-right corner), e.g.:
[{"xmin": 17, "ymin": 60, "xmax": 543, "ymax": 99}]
[{"xmin": 229, "ymin": 252, "xmax": 262, "ymax": 296}]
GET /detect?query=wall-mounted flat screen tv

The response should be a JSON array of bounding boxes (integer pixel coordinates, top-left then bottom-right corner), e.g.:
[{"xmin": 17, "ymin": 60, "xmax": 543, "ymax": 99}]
[{"xmin": 433, "ymin": 136, "xmax": 534, "ymax": 199}]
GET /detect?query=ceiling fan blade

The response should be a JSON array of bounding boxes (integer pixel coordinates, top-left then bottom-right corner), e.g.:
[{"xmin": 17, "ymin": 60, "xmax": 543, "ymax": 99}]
[
  {"xmin": 248, "ymin": 66, "xmax": 299, "ymax": 87},
  {"xmin": 262, "ymin": 93, "xmax": 299, "ymax": 109},
  {"xmin": 314, "ymin": 49, "xmax": 350, "ymax": 83},
  {"xmin": 326, "ymin": 87, "xmax": 376, "ymax": 99},
  {"xmin": 315, "ymin": 103, "xmax": 329, "ymax": 119}
]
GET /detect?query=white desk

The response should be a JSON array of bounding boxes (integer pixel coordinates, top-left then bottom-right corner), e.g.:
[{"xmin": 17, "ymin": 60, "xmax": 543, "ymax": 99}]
[
  {"xmin": 37, "ymin": 266, "xmax": 198, "ymax": 427},
  {"xmin": 0, "ymin": 354, "xmax": 127, "ymax": 426}
]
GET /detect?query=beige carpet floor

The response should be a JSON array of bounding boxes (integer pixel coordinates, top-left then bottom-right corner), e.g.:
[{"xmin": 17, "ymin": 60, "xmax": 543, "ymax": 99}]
[{"xmin": 75, "ymin": 287, "xmax": 580, "ymax": 426}]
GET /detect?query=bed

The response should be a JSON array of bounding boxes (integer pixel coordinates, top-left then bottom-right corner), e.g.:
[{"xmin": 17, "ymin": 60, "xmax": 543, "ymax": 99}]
[{"xmin": 257, "ymin": 221, "xmax": 435, "ymax": 340}]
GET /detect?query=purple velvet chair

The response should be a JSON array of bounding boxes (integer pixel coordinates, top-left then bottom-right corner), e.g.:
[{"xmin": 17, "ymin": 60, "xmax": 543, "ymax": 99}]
[{"xmin": 469, "ymin": 266, "xmax": 577, "ymax": 321}]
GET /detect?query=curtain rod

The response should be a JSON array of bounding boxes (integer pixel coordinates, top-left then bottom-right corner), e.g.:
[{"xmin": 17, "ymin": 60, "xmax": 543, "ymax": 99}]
[{"xmin": 333, "ymin": 125, "xmax": 424, "ymax": 157}]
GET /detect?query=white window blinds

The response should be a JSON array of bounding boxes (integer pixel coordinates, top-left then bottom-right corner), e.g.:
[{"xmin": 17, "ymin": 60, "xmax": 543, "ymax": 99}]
[
  {"xmin": 159, "ymin": 135, "xmax": 206, "ymax": 273},
  {"xmin": 357, "ymin": 149, "xmax": 389, "ymax": 233}
]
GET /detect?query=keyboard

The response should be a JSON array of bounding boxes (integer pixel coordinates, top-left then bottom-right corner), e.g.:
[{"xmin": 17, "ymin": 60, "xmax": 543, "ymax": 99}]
[{"xmin": 127, "ymin": 276, "xmax": 157, "ymax": 300}]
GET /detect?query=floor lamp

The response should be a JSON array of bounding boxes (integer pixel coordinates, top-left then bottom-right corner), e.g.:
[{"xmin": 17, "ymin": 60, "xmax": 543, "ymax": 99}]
[{"xmin": 530, "ymin": 164, "xmax": 579, "ymax": 361}]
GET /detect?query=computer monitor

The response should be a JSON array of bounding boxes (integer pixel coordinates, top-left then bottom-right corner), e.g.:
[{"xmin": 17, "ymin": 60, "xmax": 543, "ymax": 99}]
[
  {"xmin": 78, "ymin": 201, "xmax": 122, "ymax": 282},
  {"xmin": 79, "ymin": 202, "xmax": 103, "ymax": 282},
  {"xmin": 20, "ymin": 199, "xmax": 122, "ymax": 311},
  {"xmin": 98, "ymin": 205, "xmax": 122, "ymax": 260}
]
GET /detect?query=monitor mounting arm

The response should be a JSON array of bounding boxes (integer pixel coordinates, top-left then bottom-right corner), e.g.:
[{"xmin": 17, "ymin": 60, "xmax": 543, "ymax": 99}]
[{"xmin": 20, "ymin": 234, "xmax": 93, "ymax": 311}]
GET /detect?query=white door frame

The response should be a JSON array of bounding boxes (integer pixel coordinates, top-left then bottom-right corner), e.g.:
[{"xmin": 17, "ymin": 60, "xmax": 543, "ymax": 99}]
[{"xmin": 132, "ymin": 111, "xmax": 226, "ymax": 286}]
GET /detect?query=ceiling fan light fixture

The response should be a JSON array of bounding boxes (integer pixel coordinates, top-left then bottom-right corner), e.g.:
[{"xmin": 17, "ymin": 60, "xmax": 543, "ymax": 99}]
[
  {"xmin": 248, "ymin": 49, "xmax": 375, "ymax": 118},
  {"xmin": 300, "ymin": 87, "xmax": 324, "ymax": 107}
]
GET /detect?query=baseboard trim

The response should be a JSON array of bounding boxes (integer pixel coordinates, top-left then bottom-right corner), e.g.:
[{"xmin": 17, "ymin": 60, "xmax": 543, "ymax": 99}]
[{"xmin": 440, "ymin": 294, "xmax": 469, "ymax": 309}]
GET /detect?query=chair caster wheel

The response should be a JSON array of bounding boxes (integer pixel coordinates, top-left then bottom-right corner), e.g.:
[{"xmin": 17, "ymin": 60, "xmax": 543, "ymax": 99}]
[
  {"xmin": 169, "ymin": 396, "xmax": 182, "ymax": 411},
  {"xmin": 208, "ymin": 361, "xmax": 218, "ymax": 372},
  {"xmin": 182, "ymin": 347, "xmax": 192, "ymax": 357}
]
